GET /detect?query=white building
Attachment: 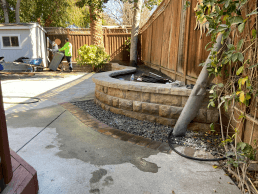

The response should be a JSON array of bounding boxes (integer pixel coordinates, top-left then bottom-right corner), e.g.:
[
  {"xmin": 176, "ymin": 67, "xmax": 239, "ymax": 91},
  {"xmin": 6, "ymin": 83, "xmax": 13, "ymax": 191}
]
[{"xmin": 0, "ymin": 23, "xmax": 47, "ymax": 67}]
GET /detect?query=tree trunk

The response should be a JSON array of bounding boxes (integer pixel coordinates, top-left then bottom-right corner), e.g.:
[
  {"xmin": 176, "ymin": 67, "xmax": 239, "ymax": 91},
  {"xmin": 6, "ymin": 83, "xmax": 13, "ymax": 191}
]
[
  {"xmin": 1, "ymin": 0, "xmax": 9, "ymax": 23},
  {"xmin": 15, "ymin": 0, "xmax": 21, "ymax": 23},
  {"xmin": 90, "ymin": 6, "xmax": 104, "ymax": 47},
  {"xmin": 130, "ymin": 0, "xmax": 143, "ymax": 67}
]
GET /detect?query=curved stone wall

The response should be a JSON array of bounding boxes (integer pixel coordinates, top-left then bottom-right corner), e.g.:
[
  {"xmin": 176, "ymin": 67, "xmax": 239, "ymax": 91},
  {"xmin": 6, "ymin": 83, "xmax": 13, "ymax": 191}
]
[{"xmin": 92, "ymin": 63, "xmax": 219, "ymax": 131}]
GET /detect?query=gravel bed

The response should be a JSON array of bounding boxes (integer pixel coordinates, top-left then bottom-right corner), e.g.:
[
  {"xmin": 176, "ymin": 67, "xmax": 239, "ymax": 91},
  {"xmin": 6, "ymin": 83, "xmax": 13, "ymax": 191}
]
[{"xmin": 72, "ymin": 99, "xmax": 226, "ymax": 156}]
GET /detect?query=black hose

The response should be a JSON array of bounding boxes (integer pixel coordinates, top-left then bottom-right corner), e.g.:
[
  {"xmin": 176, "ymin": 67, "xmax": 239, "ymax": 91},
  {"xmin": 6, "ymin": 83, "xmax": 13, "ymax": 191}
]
[
  {"xmin": 168, "ymin": 128, "xmax": 227, "ymax": 161},
  {"xmin": 3, "ymin": 96, "xmax": 40, "ymax": 104}
]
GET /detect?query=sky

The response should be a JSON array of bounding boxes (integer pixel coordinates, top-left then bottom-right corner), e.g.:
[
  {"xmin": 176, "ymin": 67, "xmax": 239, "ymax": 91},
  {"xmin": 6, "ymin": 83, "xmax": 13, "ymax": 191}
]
[{"xmin": 103, "ymin": 0, "xmax": 158, "ymax": 25}]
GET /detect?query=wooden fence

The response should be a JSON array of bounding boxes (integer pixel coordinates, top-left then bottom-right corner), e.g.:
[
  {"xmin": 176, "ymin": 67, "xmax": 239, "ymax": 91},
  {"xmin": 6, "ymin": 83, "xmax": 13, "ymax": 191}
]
[
  {"xmin": 45, "ymin": 27, "xmax": 131, "ymax": 62},
  {"xmin": 139, "ymin": 0, "xmax": 258, "ymax": 150},
  {"xmin": 140, "ymin": 0, "xmax": 210, "ymax": 84}
]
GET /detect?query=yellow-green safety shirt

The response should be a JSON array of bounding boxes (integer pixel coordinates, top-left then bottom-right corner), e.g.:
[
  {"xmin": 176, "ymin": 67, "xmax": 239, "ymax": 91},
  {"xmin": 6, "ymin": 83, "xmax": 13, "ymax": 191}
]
[{"xmin": 59, "ymin": 42, "xmax": 72, "ymax": 57}]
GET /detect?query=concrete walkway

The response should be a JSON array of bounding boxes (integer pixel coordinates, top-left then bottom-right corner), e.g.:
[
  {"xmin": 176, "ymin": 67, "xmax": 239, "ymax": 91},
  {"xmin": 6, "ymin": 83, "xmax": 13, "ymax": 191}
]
[{"xmin": 4, "ymin": 72, "xmax": 240, "ymax": 194}]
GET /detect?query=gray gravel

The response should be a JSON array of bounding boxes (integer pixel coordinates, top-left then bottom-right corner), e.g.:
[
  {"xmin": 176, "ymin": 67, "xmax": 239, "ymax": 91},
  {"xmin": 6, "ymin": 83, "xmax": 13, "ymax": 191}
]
[{"xmin": 72, "ymin": 99, "xmax": 225, "ymax": 156}]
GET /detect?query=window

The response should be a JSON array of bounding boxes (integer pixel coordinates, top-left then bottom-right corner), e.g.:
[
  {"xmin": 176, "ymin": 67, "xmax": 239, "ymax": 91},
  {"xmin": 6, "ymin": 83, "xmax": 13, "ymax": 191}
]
[{"xmin": 0, "ymin": 34, "xmax": 21, "ymax": 49}]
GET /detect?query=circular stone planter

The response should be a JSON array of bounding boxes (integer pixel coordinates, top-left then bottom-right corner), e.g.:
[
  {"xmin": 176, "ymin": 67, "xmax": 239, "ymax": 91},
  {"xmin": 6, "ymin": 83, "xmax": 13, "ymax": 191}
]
[{"xmin": 92, "ymin": 63, "xmax": 219, "ymax": 132}]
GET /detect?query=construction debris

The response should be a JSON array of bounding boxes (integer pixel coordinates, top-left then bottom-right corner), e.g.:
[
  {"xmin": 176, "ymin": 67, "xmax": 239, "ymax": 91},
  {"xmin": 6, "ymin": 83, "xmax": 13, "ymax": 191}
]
[{"xmin": 136, "ymin": 73, "xmax": 173, "ymax": 84}]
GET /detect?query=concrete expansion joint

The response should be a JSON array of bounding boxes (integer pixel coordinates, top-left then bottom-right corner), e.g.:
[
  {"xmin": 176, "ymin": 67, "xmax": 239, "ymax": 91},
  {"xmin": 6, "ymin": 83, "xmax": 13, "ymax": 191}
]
[
  {"xmin": 60, "ymin": 102, "xmax": 172, "ymax": 153},
  {"xmin": 16, "ymin": 110, "xmax": 66, "ymax": 153}
]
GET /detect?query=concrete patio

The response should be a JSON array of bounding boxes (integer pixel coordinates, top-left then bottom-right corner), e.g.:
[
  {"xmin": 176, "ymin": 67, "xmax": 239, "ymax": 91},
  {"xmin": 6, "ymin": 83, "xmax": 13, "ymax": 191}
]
[{"xmin": 3, "ymin": 72, "xmax": 240, "ymax": 194}]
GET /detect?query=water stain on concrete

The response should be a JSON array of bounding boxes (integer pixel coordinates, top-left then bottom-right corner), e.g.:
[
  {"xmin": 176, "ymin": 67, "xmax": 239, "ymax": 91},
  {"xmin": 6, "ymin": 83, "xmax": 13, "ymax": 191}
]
[
  {"xmin": 184, "ymin": 147, "xmax": 195, "ymax": 157},
  {"xmin": 90, "ymin": 169, "xmax": 107, "ymax": 184},
  {"xmin": 89, "ymin": 170, "xmax": 114, "ymax": 193},
  {"xmin": 102, "ymin": 176, "xmax": 114, "ymax": 186},
  {"xmin": 45, "ymin": 145, "xmax": 55, "ymax": 149},
  {"xmin": 89, "ymin": 188, "xmax": 100, "ymax": 194},
  {"xmin": 131, "ymin": 157, "xmax": 159, "ymax": 173},
  {"xmin": 53, "ymin": 111, "xmax": 160, "ymax": 173}
]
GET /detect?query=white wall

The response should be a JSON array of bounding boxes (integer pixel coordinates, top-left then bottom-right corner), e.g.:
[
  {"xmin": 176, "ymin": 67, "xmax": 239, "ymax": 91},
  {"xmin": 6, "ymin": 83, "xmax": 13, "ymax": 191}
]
[
  {"xmin": 0, "ymin": 29, "xmax": 33, "ymax": 62},
  {"xmin": 0, "ymin": 26, "xmax": 47, "ymax": 67},
  {"xmin": 40, "ymin": 28, "xmax": 47, "ymax": 67}
]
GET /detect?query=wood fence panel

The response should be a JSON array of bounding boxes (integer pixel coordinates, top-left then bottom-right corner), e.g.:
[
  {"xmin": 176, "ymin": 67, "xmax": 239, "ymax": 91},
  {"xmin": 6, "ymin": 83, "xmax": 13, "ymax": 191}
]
[
  {"xmin": 182, "ymin": 0, "xmax": 207, "ymax": 80},
  {"xmin": 160, "ymin": 1, "xmax": 174, "ymax": 70},
  {"xmin": 139, "ymin": 0, "xmax": 211, "ymax": 83},
  {"xmin": 141, "ymin": 30, "xmax": 147, "ymax": 62},
  {"xmin": 150, "ymin": 14, "xmax": 164, "ymax": 67},
  {"xmin": 168, "ymin": 0, "xmax": 183, "ymax": 72},
  {"xmin": 141, "ymin": 25, "xmax": 153, "ymax": 63}
]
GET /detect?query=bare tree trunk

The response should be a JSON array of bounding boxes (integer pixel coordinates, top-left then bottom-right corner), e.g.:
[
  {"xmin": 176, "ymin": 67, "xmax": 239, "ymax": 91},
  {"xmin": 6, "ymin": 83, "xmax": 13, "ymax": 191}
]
[
  {"xmin": 90, "ymin": 6, "xmax": 104, "ymax": 48},
  {"xmin": 1, "ymin": 0, "xmax": 9, "ymax": 23},
  {"xmin": 15, "ymin": 0, "xmax": 21, "ymax": 23},
  {"xmin": 130, "ymin": 0, "xmax": 143, "ymax": 67}
]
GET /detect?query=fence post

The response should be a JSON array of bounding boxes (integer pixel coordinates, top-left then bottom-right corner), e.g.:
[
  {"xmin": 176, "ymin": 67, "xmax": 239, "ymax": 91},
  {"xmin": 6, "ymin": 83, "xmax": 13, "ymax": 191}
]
[
  {"xmin": 177, "ymin": 0, "xmax": 187, "ymax": 82},
  {"xmin": 67, "ymin": 29, "xmax": 70, "ymax": 40},
  {"xmin": 104, "ymin": 28, "xmax": 108, "ymax": 53},
  {"xmin": 0, "ymin": 81, "xmax": 13, "ymax": 184}
]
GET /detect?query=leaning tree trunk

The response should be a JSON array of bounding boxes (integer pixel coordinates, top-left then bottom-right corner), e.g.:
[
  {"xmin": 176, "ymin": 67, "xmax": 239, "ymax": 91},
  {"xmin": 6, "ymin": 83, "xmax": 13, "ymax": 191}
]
[
  {"xmin": 129, "ymin": 0, "xmax": 143, "ymax": 67},
  {"xmin": 15, "ymin": 0, "xmax": 21, "ymax": 23},
  {"xmin": 90, "ymin": 6, "xmax": 104, "ymax": 48},
  {"xmin": 1, "ymin": 0, "xmax": 9, "ymax": 23},
  {"xmin": 173, "ymin": 34, "xmax": 223, "ymax": 137}
]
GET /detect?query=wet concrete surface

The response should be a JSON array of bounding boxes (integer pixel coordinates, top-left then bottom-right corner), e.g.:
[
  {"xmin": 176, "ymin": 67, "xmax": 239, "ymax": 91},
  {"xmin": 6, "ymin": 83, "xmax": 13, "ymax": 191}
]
[
  {"xmin": 4, "ymin": 71, "xmax": 241, "ymax": 194},
  {"xmin": 50, "ymin": 109, "xmax": 160, "ymax": 170}
]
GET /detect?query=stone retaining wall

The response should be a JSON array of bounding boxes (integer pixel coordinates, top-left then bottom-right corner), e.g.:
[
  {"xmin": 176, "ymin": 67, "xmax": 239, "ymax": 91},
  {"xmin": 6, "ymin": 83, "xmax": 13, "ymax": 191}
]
[{"xmin": 92, "ymin": 63, "xmax": 219, "ymax": 132}]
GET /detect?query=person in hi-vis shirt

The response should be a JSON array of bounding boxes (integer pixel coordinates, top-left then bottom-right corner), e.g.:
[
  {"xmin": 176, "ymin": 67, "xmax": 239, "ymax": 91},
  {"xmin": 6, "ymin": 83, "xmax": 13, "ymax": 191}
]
[{"xmin": 59, "ymin": 38, "xmax": 73, "ymax": 71}]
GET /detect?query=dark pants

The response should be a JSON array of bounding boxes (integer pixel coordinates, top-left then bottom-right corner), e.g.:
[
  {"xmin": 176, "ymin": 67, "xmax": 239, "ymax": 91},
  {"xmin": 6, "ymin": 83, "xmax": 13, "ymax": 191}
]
[{"xmin": 66, "ymin": 56, "xmax": 72, "ymax": 70}]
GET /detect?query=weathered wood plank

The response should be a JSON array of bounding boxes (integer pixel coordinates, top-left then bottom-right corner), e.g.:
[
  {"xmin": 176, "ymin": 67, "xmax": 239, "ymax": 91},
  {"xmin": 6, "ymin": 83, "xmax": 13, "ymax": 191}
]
[
  {"xmin": 11, "ymin": 157, "xmax": 19, "ymax": 172},
  {"xmin": 10, "ymin": 150, "xmax": 36, "ymax": 175},
  {"xmin": 150, "ymin": 14, "xmax": 164, "ymax": 67},
  {"xmin": 2, "ymin": 166, "xmax": 29, "ymax": 194},
  {"xmin": 15, "ymin": 173, "xmax": 38, "ymax": 194}
]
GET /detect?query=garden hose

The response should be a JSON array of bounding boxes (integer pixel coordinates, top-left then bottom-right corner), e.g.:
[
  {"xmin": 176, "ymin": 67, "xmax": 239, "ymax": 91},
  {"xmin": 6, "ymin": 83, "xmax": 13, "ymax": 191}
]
[
  {"xmin": 168, "ymin": 128, "xmax": 227, "ymax": 161},
  {"xmin": 3, "ymin": 96, "xmax": 40, "ymax": 104}
]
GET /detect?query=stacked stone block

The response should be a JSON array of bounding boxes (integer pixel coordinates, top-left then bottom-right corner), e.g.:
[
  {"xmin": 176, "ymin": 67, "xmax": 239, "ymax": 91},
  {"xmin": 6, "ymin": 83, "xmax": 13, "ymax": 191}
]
[{"xmin": 92, "ymin": 63, "xmax": 219, "ymax": 132}]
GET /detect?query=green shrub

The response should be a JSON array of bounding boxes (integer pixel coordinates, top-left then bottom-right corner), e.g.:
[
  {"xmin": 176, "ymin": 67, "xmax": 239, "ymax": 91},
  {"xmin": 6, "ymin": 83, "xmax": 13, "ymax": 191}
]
[{"xmin": 76, "ymin": 45, "xmax": 110, "ymax": 71}]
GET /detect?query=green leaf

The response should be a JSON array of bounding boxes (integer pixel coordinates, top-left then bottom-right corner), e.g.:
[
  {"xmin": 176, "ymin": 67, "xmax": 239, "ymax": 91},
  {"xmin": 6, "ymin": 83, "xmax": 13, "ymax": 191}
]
[
  {"xmin": 218, "ymin": 83, "xmax": 224, "ymax": 88},
  {"xmin": 238, "ymin": 112, "xmax": 246, "ymax": 119},
  {"xmin": 210, "ymin": 123, "xmax": 215, "ymax": 132},
  {"xmin": 252, "ymin": 29, "xmax": 257, "ymax": 39},
  {"xmin": 236, "ymin": 66, "xmax": 244, "ymax": 75},
  {"xmin": 238, "ymin": 53, "xmax": 244, "ymax": 62},
  {"xmin": 237, "ymin": 39, "xmax": 244, "ymax": 52},
  {"xmin": 225, "ymin": 0, "xmax": 230, "ymax": 8},
  {"xmin": 237, "ymin": 142, "xmax": 247, "ymax": 150},
  {"xmin": 230, "ymin": 16, "xmax": 244, "ymax": 25},
  {"xmin": 209, "ymin": 101, "xmax": 215, "ymax": 108},
  {"xmin": 232, "ymin": 53, "xmax": 238, "ymax": 62},
  {"xmin": 183, "ymin": 1, "xmax": 191, "ymax": 10},
  {"xmin": 238, "ymin": 23, "xmax": 245, "ymax": 33},
  {"xmin": 246, "ymin": 93, "xmax": 251, "ymax": 100},
  {"xmin": 248, "ymin": 63, "xmax": 258, "ymax": 69},
  {"xmin": 247, "ymin": 9, "xmax": 258, "ymax": 17}
]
